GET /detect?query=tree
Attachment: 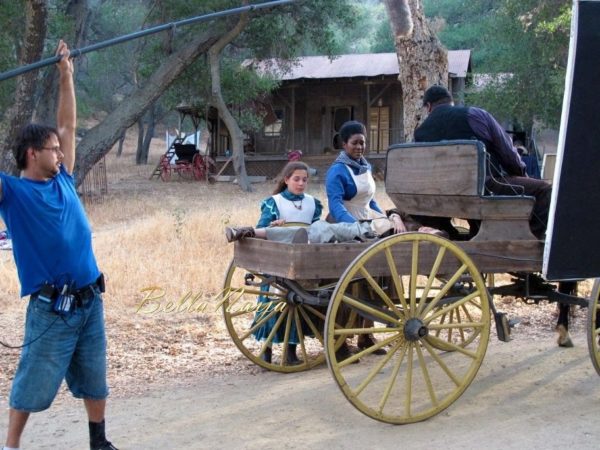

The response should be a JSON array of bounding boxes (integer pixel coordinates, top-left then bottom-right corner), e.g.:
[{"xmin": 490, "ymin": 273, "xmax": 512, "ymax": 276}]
[
  {"xmin": 35, "ymin": 0, "xmax": 93, "ymax": 125},
  {"xmin": 423, "ymin": 0, "xmax": 571, "ymax": 129},
  {"xmin": 423, "ymin": 0, "xmax": 497, "ymax": 67},
  {"xmin": 73, "ymin": 30, "xmax": 218, "ymax": 180},
  {"xmin": 1, "ymin": 0, "xmax": 356, "ymax": 185},
  {"xmin": 384, "ymin": 0, "xmax": 447, "ymax": 140},
  {"xmin": 467, "ymin": 0, "xmax": 570, "ymax": 129},
  {"xmin": 208, "ymin": 2, "xmax": 252, "ymax": 191},
  {"xmin": 0, "ymin": 0, "xmax": 48, "ymax": 174}
]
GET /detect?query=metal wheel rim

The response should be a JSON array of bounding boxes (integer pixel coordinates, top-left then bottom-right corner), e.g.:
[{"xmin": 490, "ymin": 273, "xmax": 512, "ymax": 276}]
[
  {"xmin": 587, "ymin": 279, "xmax": 600, "ymax": 375},
  {"xmin": 325, "ymin": 233, "xmax": 490, "ymax": 424}
]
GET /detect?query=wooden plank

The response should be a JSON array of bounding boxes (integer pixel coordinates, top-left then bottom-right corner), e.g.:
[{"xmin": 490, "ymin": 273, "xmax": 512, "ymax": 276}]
[
  {"xmin": 233, "ymin": 238, "xmax": 543, "ymax": 280},
  {"xmin": 387, "ymin": 193, "xmax": 534, "ymax": 220},
  {"xmin": 386, "ymin": 141, "xmax": 484, "ymax": 196}
]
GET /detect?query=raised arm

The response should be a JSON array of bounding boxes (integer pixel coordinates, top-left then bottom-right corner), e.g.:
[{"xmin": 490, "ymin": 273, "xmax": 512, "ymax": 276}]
[{"xmin": 55, "ymin": 40, "xmax": 76, "ymax": 174}]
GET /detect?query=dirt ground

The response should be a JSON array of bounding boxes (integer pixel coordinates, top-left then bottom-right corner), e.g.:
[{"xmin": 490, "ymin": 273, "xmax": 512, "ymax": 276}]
[
  {"xmin": 1, "ymin": 134, "xmax": 599, "ymax": 448},
  {"xmin": 1, "ymin": 331, "xmax": 599, "ymax": 449}
]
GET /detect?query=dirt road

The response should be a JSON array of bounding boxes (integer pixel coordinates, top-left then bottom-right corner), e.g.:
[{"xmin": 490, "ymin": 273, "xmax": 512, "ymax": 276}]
[{"xmin": 1, "ymin": 332, "xmax": 599, "ymax": 449}]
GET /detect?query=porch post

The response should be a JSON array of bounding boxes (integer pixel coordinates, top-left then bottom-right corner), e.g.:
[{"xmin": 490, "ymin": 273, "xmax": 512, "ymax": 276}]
[
  {"xmin": 366, "ymin": 83, "xmax": 371, "ymax": 153},
  {"xmin": 291, "ymin": 86, "xmax": 296, "ymax": 150}
]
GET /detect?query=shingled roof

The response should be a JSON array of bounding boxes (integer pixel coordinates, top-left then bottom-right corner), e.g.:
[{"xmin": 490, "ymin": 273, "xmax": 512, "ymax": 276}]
[{"xmin": 250, "ymin": 50, "xmax": 471, "ymax": 81}]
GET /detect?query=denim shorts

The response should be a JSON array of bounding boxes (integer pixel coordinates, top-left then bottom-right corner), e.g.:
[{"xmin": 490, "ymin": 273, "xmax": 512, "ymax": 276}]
[{"xmin": 10, "ymin": 287, "xmax": 108, "ymax": 412}]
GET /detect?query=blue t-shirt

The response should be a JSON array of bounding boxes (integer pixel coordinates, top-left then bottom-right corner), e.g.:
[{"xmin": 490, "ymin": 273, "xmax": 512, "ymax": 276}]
[{"xmin": 0, "ymin": 165, "xmax": 100, "ymax": 296}]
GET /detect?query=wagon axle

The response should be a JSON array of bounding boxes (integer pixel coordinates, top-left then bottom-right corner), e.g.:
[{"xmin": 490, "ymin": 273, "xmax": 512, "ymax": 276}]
[{"xmin": 403, "ymin": 318, "xmax": 428, "ymax": 341}]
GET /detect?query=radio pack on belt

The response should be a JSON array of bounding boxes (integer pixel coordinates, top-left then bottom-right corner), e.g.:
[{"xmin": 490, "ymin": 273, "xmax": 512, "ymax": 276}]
[
  {"xmin": 34, "ymin": 273, "xmax": 105, "ymax": 316},
  {"xmin": 36, "ymin": 283, "xmax": 56, "ymax": 303}
]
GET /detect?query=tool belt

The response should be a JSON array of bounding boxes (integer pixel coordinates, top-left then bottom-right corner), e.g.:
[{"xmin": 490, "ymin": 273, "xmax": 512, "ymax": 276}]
[{"xmin": 30, "ymin": 273, "xmax": 105, "ymax": 311}]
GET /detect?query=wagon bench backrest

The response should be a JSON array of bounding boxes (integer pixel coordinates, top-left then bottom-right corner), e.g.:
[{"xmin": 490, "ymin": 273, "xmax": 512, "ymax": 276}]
[
  {"xmin": 174, "ymin": 143, "xmax": 199, "ymax": 163},
  {"xmin": 385, "ymin": 140, "xmax": 485, "ymax": 196},
  {"xmin": 384, "ymin": 140, "xmax": 537, "ymax": 241}
]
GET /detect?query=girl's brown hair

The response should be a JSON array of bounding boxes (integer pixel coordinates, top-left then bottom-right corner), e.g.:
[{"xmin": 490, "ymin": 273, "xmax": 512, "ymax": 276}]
[{"xmin": 273, "ymin": 161, "xmax": 310, "ymax": 194}]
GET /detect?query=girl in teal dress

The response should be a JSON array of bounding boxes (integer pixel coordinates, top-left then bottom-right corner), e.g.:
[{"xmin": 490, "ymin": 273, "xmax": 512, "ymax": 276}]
[{"xmin": 250, "ymin": 161, "xmax": 322, "ymax": 364}]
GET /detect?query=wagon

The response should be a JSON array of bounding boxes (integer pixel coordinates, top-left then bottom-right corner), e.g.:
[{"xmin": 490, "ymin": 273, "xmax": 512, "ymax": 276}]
[
  {"xmin": 220, "ymin": 140, "xmax": 600, "ymax": 424},
  {"xmin": 159, "ymin": 143, "xmax": 214, "ymax": 181}
]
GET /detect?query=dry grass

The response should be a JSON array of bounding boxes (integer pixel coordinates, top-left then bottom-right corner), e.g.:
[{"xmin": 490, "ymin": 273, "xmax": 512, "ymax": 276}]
[{"xmin": 0, "ymin": 131, "xmax": 592, "ymax": 402}]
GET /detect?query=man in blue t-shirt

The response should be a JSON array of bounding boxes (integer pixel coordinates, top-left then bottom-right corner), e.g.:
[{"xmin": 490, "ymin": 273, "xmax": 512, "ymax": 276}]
[{"xmin": 0, "ymin": 41, "xmax": 117, "ymax": 450}]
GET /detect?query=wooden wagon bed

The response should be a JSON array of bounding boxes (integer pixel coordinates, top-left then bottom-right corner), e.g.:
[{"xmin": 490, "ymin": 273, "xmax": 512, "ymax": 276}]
[{"xmin": 233, "ymin": 238, "xmax": 543, "ymax": 280}]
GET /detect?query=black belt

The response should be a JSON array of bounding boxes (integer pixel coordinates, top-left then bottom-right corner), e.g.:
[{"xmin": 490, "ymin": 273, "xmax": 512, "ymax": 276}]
[
  {"xmin": 73, "ymin": 282, "xmax": 99, "ymax": 305},
  {"xmin": 31, "ymin": 281, "xmax": 99, "ymax": 306}
]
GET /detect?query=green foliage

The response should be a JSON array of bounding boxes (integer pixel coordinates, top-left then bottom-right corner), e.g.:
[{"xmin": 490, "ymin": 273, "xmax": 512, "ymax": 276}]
[
  {"xmin": 370, "ymin": 18, "xmax": 395, "ymax": 54},
  {"xmin": 424, "ymin": 0, "xmax": 571, "ymax": 129},
  {"xmin": 423, "ymin": 0, "xmax": 499, "ymax": 67},
  {"xmin": 77, "ymin": 0, "xmax": 148, "ymax": 115},
  {"xmin": 0, "ymin": 1, "xmax": 27, "ymax": 110},
  {"xmin": 1, "ymin": 0, "xmax": 368, "ymax": 131},
  {"xmin": 243, "ymin": 0, "xmax": 356, "ymax": 58}
]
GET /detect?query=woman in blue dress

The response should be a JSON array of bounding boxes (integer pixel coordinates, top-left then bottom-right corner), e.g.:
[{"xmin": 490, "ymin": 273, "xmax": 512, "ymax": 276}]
[{"xmin": 325, "ymin": 121, "xmax": 441, "ymax": 359}]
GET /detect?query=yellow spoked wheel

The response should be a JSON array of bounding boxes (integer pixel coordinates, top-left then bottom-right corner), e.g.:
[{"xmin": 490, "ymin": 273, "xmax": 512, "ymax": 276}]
[
  {"xmin": 325, "ymin": 233, "xmax": 490, "ymax": 424},
  {"xmin": 587, "ymin": 279, "xmax": 600, "ymax": 375},
  {"xmin": 222, "ymin": 260, "xmax": 336, "ymax": 373},
  {"xmin": 427, "ymin": 273, "xmax": 486, "ymax": 352}
]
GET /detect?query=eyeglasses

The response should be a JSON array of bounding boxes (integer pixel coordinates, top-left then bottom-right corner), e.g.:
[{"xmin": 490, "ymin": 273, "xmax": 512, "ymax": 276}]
[{"xmin": 41, "ymin": 146, "xmax": 61, "ymax": 153}]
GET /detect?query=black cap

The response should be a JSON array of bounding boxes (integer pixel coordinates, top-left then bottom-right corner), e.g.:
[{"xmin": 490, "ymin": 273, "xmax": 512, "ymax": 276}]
[{"xmin": 422, "ymin": 85, "xmax": 452, "ymax": 106}]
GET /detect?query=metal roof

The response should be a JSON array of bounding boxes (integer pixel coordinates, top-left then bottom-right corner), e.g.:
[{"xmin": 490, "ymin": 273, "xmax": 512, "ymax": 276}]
[
  {"xmin": 250, "ymin": 50, "xmax": 471, "ymax": 81},
  {"xmin": 447, "ymin": 50, "xmax": 471, "ymax": 78}
]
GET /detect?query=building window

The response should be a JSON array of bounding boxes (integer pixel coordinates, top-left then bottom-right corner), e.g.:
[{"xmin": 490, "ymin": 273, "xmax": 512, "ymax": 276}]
[{"xmin": 264, "ymin": 109, "xmax": 284, "ymax": 137}]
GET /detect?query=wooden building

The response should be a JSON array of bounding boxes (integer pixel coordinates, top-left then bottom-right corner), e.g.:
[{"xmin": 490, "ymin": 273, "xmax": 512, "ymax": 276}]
[
  {"xmin": 214, "ymin": 51, "xmax": 471, "ymax": 178},
  {"xmin": 246, "ymin": 51, "xmax": 471, "ymax": 156}
]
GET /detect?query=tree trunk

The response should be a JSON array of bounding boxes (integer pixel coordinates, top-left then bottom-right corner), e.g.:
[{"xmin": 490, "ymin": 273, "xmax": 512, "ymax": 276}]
[
  {"xmin": 35, "ymin": 0, "xmax": 91, "ymax": 125},
  {"xmin": 136, "ymin": 104, "xmax": 155, "ymax": 165},
  {"xmin": 136, "ymin": 118, "xmax": 145, "ymax": 164},
  {"xmin": 385, "ymin": 0, "xmax": 447, "ymax": 141},
  {"xmin": 73, "ymin": 32, "xmax": 218, "ymax": 184},
  {"xmin": 116, "ymin": 130, "xmax": 126, "ymax": 157},
  {"xmin": 0, "ymin": 0, "xmax": 47, "ymax": 174},
  {"xmin": 208, "ymin": 3, "xmax": 251, "ymax": 192}
]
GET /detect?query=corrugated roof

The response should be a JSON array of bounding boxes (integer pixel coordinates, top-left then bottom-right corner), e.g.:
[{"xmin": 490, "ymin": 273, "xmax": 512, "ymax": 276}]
[
  {"xmin": 448, "ymin": 50, "xmax": 471, "ymax": 78},
  {"xmin": 250, "ymin": 50, "xmax": 471, "ymax": 81}
]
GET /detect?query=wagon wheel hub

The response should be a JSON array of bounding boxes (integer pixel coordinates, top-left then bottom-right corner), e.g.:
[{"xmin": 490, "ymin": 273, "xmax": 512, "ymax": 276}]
[{"xmin": 404, "ymin": 318, "xmax": 428, "ymax": 341}]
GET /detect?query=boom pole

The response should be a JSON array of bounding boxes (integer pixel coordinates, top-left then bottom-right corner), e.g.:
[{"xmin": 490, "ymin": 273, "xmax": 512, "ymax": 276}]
[{"xmin": 0, "ymin": 0, "xmax": 299, "ymax": 82}]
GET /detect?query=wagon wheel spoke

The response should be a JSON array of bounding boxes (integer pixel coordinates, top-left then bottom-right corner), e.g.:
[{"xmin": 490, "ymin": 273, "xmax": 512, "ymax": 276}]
[
  {"xmin": 294, "ymin": 307, "xmax": 309, "ymax": 363},
  {"xmin": 352, "ymin": 340, "xmax": 405, "ymax": 396},
  {"xmin": 358, "ymin": 266, "xmax": 404, "ymax": 319},
  {"xmin": 223, "ymin": 260, "xmax": 328, "ymax": 373},
  {"xmin": 326, "ymin": 234, "xmax": 490, "ymax": 424},
  {"xmin": 416, "ymin": 246, "xmax": 448, "ymax": 316},
  {"xmin": 384, "ymin": 247, "xmax": 409, "ymax": 314}
]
